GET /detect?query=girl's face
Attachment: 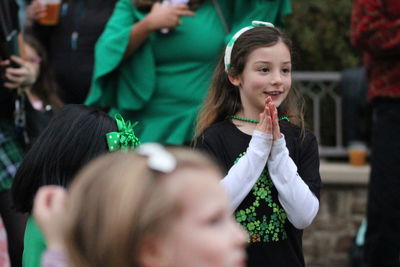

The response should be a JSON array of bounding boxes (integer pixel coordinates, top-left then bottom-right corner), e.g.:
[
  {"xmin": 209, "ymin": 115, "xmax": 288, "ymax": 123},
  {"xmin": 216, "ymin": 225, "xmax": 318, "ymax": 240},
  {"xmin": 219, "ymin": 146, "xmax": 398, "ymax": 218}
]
[
  {"xmin": 25, "ymin": 44, "xmax": 41, "ymax": 76},
  {"xmin": 230, "ymin": 41, "xmax": 292, "ymax": 113},
  {"xmin": 158, "ymin": 169, "xmax": 247, "ymax": 267}
]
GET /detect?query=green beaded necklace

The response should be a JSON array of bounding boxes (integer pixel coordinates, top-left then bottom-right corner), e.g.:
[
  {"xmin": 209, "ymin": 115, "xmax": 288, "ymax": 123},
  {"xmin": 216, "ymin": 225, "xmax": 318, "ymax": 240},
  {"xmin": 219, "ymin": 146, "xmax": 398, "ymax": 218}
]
[{"xmin": 230, "ymin": 115, "xmax": 290, "ymax": 123}]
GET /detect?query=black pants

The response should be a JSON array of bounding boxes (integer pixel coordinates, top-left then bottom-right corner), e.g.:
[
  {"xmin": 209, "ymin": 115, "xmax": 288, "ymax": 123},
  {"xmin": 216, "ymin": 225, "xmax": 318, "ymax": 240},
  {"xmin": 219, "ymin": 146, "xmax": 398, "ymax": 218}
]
[{"xmin": 365, "ymin": 100, "xmax": 400, "ymax": 267}]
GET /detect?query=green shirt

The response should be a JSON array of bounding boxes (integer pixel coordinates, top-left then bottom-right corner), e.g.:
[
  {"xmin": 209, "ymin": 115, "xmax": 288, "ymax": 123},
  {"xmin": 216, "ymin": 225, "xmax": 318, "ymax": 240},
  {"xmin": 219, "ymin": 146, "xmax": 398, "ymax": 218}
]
[
  {"xmin": 22, "ymin": 216, "xmax": 46, "ymax": 267},
  {"xmin": 85, "ymin": 0, "xmax": 291, "ymax": 145}
]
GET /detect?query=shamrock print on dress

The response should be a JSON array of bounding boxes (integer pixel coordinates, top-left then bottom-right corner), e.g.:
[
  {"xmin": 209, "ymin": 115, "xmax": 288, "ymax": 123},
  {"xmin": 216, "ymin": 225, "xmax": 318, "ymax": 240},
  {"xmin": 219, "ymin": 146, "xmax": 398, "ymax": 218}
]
[{"xmin": 234, "ymin": 152, "xmax": 288, "ymax": 243}]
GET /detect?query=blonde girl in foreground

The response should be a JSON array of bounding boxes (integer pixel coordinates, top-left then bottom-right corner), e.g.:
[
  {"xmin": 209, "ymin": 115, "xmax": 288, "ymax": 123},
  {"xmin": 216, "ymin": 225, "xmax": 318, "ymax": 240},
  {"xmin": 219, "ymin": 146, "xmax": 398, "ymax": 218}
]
[{"xmin": 33, "ymin": 145, "xmax": 247, "ymax": 267}]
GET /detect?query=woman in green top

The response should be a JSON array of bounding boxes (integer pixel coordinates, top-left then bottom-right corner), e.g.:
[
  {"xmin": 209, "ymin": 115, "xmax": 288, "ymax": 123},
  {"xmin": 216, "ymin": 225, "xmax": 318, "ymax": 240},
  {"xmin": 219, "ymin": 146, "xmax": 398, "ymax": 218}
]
[{"xmin": 85, "ymin": 0, "xmax": 291, "ymax": 145}]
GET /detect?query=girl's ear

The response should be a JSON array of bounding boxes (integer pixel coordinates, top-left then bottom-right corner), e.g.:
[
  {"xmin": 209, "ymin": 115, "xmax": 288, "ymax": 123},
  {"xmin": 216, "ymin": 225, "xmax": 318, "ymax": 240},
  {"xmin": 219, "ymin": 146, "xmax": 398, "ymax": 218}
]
[
  {"xmin": 228, "ymin": 74, "xmax": 241, "ymax": 87},
  {"xmin": 138, "ymin": 236, "xmax": 172, "ymax": 267}
]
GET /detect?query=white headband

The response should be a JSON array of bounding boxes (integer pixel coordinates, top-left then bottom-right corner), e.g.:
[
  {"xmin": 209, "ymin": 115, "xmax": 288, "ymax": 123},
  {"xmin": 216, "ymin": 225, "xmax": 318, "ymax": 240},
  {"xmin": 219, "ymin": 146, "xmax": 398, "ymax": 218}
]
[
  {"xmin": 136, "ymin": 143, "xmax": 177, "ymax": 173},
  {"xmin": 224, "ymin": 21, "xmax": 275, "ymax": 72}
]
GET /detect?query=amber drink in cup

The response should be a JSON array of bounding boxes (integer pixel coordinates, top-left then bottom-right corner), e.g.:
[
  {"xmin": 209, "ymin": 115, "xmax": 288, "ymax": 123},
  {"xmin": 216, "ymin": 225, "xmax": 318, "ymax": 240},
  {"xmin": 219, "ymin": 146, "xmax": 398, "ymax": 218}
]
[
  {"xmin": 348, "ymin": 142, "xmax": 368, "ymax": 166},
  {"xmin": 39, "ymin": 0, "xmax": 61, "ymax": 26}
]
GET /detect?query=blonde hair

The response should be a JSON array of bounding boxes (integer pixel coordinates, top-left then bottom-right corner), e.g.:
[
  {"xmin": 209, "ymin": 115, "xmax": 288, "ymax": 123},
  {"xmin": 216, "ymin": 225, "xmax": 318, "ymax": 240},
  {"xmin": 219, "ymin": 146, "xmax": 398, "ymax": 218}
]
[
  {"xmin": 195, "ymin": 27, "xmax": 305, "ymax": 137},
  {"xmin": 64, "ymin": 149, "xmax": 220, "ymax": 267}
]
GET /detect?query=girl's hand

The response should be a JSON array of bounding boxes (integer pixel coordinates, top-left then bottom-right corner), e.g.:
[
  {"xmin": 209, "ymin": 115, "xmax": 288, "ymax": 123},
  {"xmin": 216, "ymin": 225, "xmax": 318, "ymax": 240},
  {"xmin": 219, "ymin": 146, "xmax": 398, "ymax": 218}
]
[
  {"xmin": 2, "ymin": 56, "xmax": 38, "ymax": 89},
  {"xmin": 33, "ymin": 186, "xmax": 68, "ymax": 251},
  {"xmin": 268, "ymin": 101, "xmax": 282, "ymax": 141},
  {"xmin": 144, "ymin": 3, "xmax": 195, "ymax": 31},
  {"xmin": 255, "ymin": 106, "xmax": 272, "ymax": 134},
  {"xmin": 255, "ymin": 97, "xmax": 273, "ymax": 134}
]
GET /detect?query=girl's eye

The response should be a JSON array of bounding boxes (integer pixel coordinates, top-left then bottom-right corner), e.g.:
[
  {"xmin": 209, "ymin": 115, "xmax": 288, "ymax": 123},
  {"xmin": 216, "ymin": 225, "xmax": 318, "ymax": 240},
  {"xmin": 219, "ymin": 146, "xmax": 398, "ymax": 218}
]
[
  {"xmin": 282, "ymin": 68, "xmax": 291, "ymax": 74},
  {"xmin": 259, "ymin": 67, "xmax": 269, "ymax": 73}
]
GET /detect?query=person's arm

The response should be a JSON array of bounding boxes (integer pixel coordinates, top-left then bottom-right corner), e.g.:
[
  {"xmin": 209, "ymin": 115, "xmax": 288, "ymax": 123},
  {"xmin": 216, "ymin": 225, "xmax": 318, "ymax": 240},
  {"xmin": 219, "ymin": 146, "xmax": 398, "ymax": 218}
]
[
  {"xmin": 87, "ymin": 0, "xmax": 194, "ymax": 106},
  {"xmin": 221, "ymin": 131, "xmax": 272, "ymax": 210},
  {"xmin": 123, "ymin": 2, "xmax": 195, "ymax": 59},
  {"xmin": 221, "ymin": 99, "xmax": 274, "ymax": 210},
  {"xmin": 267, "ymin": 135, "xmax": 320, "ymax": 229},
  {"xmin": 351, "ymin": 0, "xmax": 400, "ymax": 56}
]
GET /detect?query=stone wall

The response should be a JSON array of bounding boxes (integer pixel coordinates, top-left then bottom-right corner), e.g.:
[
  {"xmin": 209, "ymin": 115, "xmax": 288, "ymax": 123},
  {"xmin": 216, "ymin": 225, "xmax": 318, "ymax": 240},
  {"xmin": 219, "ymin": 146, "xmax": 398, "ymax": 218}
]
[{"xmin": 303, "ymin": 162, "xmax": 369, "ymax": 266}]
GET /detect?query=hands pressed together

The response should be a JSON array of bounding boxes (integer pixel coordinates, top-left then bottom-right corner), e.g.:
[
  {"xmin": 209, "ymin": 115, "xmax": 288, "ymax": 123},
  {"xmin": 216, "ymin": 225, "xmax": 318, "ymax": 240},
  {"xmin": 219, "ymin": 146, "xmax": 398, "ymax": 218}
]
[{"xmin": 255, "ymin": 96, "xmax": 282, "ymax": 140}]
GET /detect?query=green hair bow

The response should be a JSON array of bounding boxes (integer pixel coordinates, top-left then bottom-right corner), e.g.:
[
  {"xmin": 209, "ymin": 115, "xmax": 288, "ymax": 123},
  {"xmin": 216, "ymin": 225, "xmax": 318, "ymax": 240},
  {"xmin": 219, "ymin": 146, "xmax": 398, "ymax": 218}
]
[{"xmin": 106, "ymin": 114, "xmax": 141, "ymax": 152}]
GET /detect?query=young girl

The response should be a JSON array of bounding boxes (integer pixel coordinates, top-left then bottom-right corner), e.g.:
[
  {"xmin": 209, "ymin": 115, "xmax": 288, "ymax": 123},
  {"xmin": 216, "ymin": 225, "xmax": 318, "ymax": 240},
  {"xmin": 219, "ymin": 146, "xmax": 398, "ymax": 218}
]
[
  {"xmin": 22, "ymin": 34, "xmax": 63, "ymax": 145},
  {"xmin": 11, "ymin": 104, "xmax": 140, "ymax": 267},
  {"xmin": 33, "ymin": 146, "xmax": 247, "ymax": 267},
  {"xmin": 15, "ymin": 34, "xmax": 63, "ymax": 146},
  {"xmin": 195, "ymin": 21, "xmax": 321, "ymax": 267}
]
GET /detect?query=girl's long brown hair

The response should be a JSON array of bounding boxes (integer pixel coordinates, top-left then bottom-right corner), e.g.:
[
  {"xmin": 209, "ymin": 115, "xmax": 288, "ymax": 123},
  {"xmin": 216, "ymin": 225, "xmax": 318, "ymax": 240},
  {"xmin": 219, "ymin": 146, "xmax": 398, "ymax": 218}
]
[
  {"xmin": 24, "ymin": 35, "xmax": 63, "ymax": 109},
  {"xmin": 134, "ymin": 0, "xmax": 204, "ymax": 12},
  {"xmin": 195, "ymin": 26, "xmax": 305, "ymax": 137}
]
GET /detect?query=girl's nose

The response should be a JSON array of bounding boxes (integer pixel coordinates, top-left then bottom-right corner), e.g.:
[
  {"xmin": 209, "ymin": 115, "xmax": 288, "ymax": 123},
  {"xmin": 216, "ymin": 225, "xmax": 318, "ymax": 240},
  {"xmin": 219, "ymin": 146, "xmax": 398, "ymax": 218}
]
[{"xmin": 270, "ymin": 70, "xmax": 282, "ymax": 85}]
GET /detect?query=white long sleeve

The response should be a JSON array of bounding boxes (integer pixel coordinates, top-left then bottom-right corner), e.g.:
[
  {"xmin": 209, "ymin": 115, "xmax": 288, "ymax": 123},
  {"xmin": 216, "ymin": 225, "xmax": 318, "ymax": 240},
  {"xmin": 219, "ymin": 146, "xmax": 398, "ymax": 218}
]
[
  {"xmin": 267, "ymin": 136, "xmax": 319, "ymax": 229},
  {"xmin": 221, "ymin": 130, "xmax": 273, "ymax": 210}
]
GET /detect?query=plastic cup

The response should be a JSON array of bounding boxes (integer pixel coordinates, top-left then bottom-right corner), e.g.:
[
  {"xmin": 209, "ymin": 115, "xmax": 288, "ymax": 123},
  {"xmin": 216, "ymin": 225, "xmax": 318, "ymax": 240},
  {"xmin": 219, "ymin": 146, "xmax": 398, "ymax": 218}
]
[
  {"xmin": 38, "ymin": 0, "xmax": 61, "ymax": 26},
  {"xmin": 348, "ymin": 142, "xmax": 367, "ymax": 166}
]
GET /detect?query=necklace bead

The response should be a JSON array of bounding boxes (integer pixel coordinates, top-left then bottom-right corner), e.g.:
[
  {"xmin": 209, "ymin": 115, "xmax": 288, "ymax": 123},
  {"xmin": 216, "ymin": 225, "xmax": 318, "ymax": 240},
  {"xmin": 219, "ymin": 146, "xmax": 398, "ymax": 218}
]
[
  {"xmin": 230, "ymin": 115, "xmax": 259, "ymax": 123},
  {"xmin": 229, "ymin": 115, "xmax": 290, "ymax": 123}
]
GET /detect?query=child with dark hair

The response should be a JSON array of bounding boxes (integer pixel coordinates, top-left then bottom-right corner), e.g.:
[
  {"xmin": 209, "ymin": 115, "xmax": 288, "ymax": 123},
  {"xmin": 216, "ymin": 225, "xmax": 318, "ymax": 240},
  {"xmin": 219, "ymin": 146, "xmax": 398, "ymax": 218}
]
[
  {"xmin": 11, "ymin": 104, "xmax": 140, "ymax": 267},
  {"xmin": 195, "ymin": 22, "xmax": 321, "ymax": 267}
]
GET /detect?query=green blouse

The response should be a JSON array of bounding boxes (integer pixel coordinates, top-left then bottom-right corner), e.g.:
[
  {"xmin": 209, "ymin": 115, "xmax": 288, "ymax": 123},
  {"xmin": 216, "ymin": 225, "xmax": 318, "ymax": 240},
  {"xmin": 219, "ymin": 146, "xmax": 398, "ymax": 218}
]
[
  {"xmin": 22, "ymin": 216, "xmax": 45, "ymax": 267},
  {"xmin": 85, "ymin": 0, "xmax": 291, "ymax": 145}
]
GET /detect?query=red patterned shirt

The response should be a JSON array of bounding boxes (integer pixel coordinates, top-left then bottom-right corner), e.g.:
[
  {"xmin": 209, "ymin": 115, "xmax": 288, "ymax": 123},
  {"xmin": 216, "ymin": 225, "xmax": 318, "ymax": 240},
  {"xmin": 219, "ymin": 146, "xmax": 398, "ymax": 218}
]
[{"xmin": 351, "ymin": 0, "xmax": 400, "ymax": 101}]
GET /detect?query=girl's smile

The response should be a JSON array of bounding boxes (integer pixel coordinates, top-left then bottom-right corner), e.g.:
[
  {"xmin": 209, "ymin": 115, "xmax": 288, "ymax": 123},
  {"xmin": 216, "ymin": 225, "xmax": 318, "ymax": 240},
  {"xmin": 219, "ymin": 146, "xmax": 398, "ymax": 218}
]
[{"xmin": 263, "ymin": 90, "xmax": 285, "ymax": 101}]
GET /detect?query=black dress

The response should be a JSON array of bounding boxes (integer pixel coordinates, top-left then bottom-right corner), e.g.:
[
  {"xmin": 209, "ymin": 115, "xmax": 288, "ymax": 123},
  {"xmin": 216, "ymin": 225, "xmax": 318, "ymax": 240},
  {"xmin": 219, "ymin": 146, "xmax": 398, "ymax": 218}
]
[{"xmin": 196, "ymin": 119, "xmax": 321, "ymax": 267}]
